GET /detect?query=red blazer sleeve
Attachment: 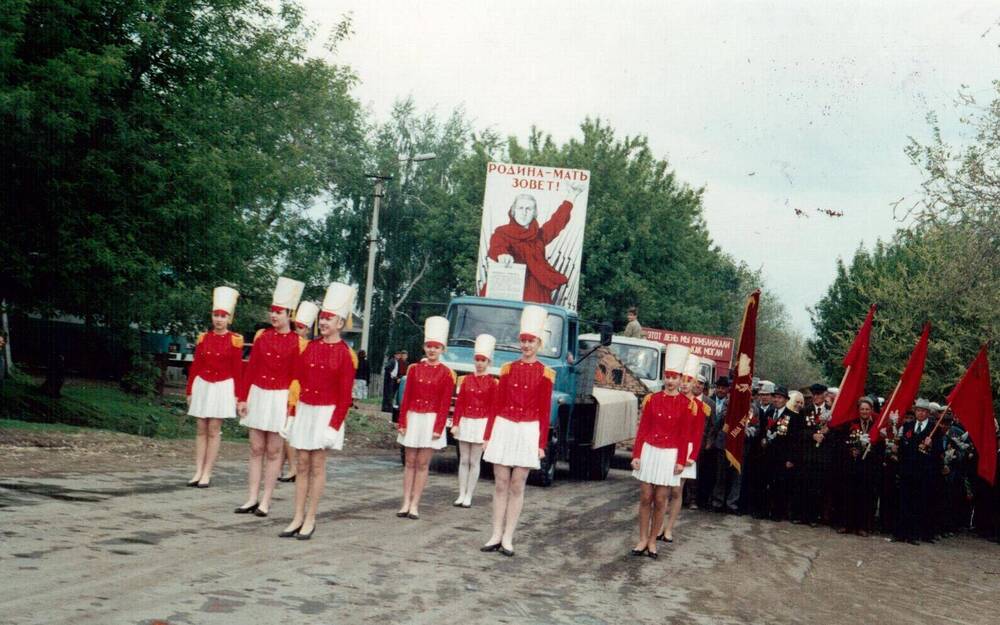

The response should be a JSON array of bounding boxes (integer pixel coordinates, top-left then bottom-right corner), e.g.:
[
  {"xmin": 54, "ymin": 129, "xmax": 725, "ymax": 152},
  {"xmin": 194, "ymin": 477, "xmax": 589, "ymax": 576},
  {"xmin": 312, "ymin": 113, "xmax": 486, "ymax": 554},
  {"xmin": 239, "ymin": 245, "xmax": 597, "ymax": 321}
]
[
  {"xmin": 238, "ymin": 329, "xmax": 265, "ymax": 402},
  {"xmin": 330, "ymin": 347, "xmax": 357, "ymax": 430},
  {"xmin": 229, "ymin": 334, "xmax": 244, "ymax": 398},
  {"xmin": 633, "ymin": 395, "xmax": 654, "ymax": 460},
  {"xmin": 433, "ymin": 367, "xmax": 455, "ymax": 435},
  {"xmin": 186, "ymin": 334, "xmax": 205, "ymax": 396},
  {"xmin": 541, "ymin": 200, "xmax": 573, "ymax": 245},
  {"xmin": 453, "ymin": 376, "xmax": 469, "ymax": 428},
  {"xmin": 536, "ymin": 368, "xmax": 554, "ymax": 450},
  {"xmin": 485, "ymin": 367, "xmax": 510, "ymax": 441},
  {"xmin": 687, "ymin": 400, "xmax": 709, "ymax": 463}
]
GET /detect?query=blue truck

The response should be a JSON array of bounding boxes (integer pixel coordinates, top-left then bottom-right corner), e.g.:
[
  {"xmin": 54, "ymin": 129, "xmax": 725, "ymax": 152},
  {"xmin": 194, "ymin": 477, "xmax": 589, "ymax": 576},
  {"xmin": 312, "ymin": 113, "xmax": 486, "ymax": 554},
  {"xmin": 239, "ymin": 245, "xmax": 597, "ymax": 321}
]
[{"xmin": 393, "ymin": 295, "xmax": 640, "ymax": 486}]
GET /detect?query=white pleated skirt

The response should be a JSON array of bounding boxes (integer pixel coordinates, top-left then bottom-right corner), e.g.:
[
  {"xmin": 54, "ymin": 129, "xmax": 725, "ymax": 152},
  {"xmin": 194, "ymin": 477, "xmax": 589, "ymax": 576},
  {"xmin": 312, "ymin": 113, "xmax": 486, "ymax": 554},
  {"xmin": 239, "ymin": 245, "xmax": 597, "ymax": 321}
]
[
  {"xmin": 679, "ymin": 443, "xmax": 697, "ymax": 479},
  {"xmin": 287, "ymin": 402, "xmax": 345, "ymax": 451},
  {"xmin": 397, "ymin": 411, "xmax": 447, "ymax": 450},
  {"xmin": 188, "ymin": 377, "xmax": 237, "ymax": 419},
  {"xmin": 483, "ymin": 417, "xmax": 541, "ymax": 469},
  {"xmin": 454, "ymin": 416, "xmax": 489, "ymax": 444},
  {"xmin": 240, "ymin": 386, "xmax": 288, "ymax": 432},
  {"xmin": 632, "ymin": 445, "xmax": 682, "ymax": 487}
]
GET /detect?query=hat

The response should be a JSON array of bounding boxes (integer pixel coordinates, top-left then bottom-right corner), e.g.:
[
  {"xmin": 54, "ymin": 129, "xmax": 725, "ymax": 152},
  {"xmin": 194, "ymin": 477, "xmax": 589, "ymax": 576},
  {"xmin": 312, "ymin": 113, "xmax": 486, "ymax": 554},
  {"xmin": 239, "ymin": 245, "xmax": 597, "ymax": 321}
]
[
  {"xmin": 715, "ymin": 376, "xmax": 731, "ymax": 388},
  {"xmin": 929, "ymin": 402, "xmax": 943, "ymax": 412},
  {"xmin": 827, "ymin": 386, "xmax": 839, "ymax": 395},
  {"xmin": 809, "ymin": 383, "xmax": 828, "ymax": 395},
  {"xmin": 773, "ymin": 385, "xmax": 790, "ymax": 399},
  {"xmin": 321, "ymin": 282, "xmax": 356, "ymax": 324},
  {"xmin": 272, "ymin": 277, "xmax": 305, "ymax": 311},
  {"xmin": 758, "ymin": 380, "xmax": 775, "ymax": 394},
  {"xmin": 664, "ymin": 344, "xmax": 690, "ymax": 374},
  {"xmin": 212, "ymin": 286, "xmax": 239, "ymax": 317},
  {"xmin": 696, "ymin": 373, "xmax": 708, "ymax": 384},
  {"xmin": 914, "ymin": 398, "xmax": 931, "ymax": 410},
  {"xmin": 294, "ymin": 301, "xmax": 319, "ymax": 329},
  {"xmin": 424, "ymin": 316, "xmax": 449, "ymax": 348},
  {"xmin": 682, "ymin": 354, "xmax": 701, "ymax": 381},
  {"xmin": 473, "ymin": 334, "xmax": 496, "ymax": 361},
  {"xmin": 519, "ymin": 305, "xmax": 548, "ymax": 343}
]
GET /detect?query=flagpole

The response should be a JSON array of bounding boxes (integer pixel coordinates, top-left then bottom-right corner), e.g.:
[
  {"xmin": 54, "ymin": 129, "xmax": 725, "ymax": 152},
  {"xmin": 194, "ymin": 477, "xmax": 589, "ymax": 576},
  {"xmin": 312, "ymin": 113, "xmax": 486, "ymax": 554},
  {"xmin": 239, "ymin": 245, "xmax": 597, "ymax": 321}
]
[{"xmin": 827, "ymin": 365, "xmax": 851, "ymax": 418}]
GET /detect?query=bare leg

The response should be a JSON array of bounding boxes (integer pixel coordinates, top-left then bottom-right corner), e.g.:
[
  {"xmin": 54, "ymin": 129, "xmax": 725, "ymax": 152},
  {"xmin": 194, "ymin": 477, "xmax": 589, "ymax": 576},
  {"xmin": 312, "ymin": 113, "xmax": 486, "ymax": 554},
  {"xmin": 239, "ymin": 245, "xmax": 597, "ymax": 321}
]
[
  {"xmin": 456, "ymin": 441, "xmax": 471, "ymax": 505},
  {"xmin": 488, "ymin": 465, "xmax": 511, "ymax": 546},
  {"xmin": 408, "ymin": 448, "xmax": 434, "ymax": 516},
  {"xmin": 258, "ymin": 432, "xmax": 284, "ymax": 512},
  {"xmin": 635, "ymin": 482, "xmax": 654, "ymax": 550},
  {"xmin": 281, "ymin": 441, "xmax": 297, "ymax": 479},
  {"xmin": 500, "ymin": 467, "xmax": 530, "ymax": 550},
  {"xmin": 283, "ymin": 449, "xmax": 311, "ymax": 533},
  {"xmin": 647, "ymin": 486, "xmax": 669, "ymax": 553},
  {"xmin": 199, "ymin": 418, "xmax": 223, "ymax": 485},
  {"xmin": 301, "ymin": 450, "xmax": 328, "ymax": 534},
  {"xmin": 463, "ymin": 444, "xmax": 484, "ymax": 506},
  {"xmin": 663, "ymin": 485, "xmax": 684, "ymax": 540},
  {"xmin": 400, "ymin": 447, "xmax": 417, "ymax": 514},
  {"xmin": 242, "ymin": 428, "xmax": 266, "ymax": 507},
  {"xmin": 192, "ymin": 418, "xmax": 208, "ymax": 482}
]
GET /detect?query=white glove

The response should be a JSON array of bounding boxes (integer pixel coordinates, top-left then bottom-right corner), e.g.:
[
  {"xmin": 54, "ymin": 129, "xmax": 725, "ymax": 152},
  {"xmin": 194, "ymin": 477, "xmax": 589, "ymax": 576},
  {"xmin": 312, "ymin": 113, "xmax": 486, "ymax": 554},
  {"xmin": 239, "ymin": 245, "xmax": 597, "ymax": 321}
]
[
  {"xmin": 746, "ymin": 426, "xmax": 758, "ymax": 438},
  {"xmin": 879, "ymin": 428, "xmax": 888, "ymax": 438},
  {"xmin": 859, "ymin": 433, "xmax": 870, "ymax": 445},
  {"xmin": 766, "ymin": 431, "xmax": 777, "ymax": 442},
  {"xmin": 280, "ymin": 417, "xmax": 294, "ymax": 440},
  {"xmin": 322, "ymin": 425, "xmax": 340, "ymax": 448},
  {"xmin": 889, "ymin": 414, "xmax": 899, "ymax": 425}
]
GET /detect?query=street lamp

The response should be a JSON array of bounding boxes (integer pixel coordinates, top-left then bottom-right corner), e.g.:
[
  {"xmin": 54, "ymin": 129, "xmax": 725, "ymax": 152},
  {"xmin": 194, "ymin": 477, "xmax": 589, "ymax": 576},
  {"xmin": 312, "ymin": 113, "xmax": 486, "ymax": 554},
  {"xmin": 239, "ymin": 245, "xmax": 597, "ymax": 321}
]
[{"xmin": 360, "ymin": 153, "xmax": 437, "ymax": 354}]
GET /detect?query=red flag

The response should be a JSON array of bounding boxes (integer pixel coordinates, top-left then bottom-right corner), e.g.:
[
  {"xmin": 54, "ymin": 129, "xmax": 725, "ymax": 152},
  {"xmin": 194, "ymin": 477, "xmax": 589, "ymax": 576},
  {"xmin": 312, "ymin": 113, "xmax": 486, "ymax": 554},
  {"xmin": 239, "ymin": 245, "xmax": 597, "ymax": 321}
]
[
  {"xmin": 828, "ymin": 304, "xmax": 877, "ymax": 429},
  {"xmin": 869, "ymin": 323, "xmax": 930, "ymax": 445},
  {"xmin": 947, "ymin": 346, "xmax": 997, "ymax": 485},
  {"xmin": 724, "ymin": 290, "xmax": 760, "ymax": 472}
]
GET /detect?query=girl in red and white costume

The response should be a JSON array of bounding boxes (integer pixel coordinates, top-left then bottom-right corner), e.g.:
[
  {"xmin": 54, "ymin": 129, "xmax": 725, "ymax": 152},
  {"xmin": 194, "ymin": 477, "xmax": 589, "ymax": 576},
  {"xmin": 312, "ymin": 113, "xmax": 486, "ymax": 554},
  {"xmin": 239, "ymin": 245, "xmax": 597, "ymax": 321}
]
[
  {"xmin": 657, "ymin": 353, "xmax": 708, "ymax": 544},
  {"xmin": 186, "ymin": 286, "xmax": 243, "ymax": 488},
  {"xmin": 278, "ymin": 300, "xmax": 319, "ymax": 484},
  {"xmin": 234, "ymin": 277, "xmax": 306, "ymax": 516},
  {"xmin": 279, "ymin": 283, "xmax": 357, "ymax": 540},
  {"xmin": 481, "ymin": 305, "xmax": 554, "ymax": 557},
  {"xmin": 396, "ymin": 316, "xmax": 455, "ymax": 519},
  {"xmin": 451, "ymin": 334, "xmax": 498, "ymax": 508},
  {"xmin": 630, "ymin": 344, "xmax": 699, "ymax": 558}
]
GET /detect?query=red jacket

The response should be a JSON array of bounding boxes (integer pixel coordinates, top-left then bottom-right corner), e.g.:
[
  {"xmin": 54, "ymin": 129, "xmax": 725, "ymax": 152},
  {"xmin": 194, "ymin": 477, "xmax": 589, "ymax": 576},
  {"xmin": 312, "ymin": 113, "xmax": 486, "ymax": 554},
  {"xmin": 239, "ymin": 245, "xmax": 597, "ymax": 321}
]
[
  {"xmin": 453, "ymin": 373, "xmax": 498, "ymax": 426},
  {"xmin": 632, "ymin": 391, "xmax": 701, "ymax": 460},
  {"xmin": 238, "ymin": 328, "xmax": 307, "ymax": 401},
  {"xmin": 398, "ymin": 362, "xmax": 456, "ymax": 435},
  {"xmin": 687, "ymin": 396, "xmax": 711, "ymax": 463},
  {"xmin": 485, "ymin": 360, "xmax": 554, "ymax": 450},
  {"xmin": 289, "ymin": 339, "xmax": 357, "ymax": 430},
  {"xmin": 186, "ymin": 331, "xmax": 244, "ymax": 396}
]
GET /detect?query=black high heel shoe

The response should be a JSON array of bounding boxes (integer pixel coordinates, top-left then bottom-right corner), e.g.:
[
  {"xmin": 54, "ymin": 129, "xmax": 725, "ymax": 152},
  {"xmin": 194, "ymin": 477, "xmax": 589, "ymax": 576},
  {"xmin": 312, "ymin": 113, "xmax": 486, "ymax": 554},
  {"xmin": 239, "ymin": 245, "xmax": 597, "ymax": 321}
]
[
  {"xmin": 277, "ymin": 475, "xmax": 296, "ymax": 483},
  {"xmin": 296, "ymin": 527, "xmax": 315, "ymax": 540},
  {"xmin": 187, "ymin": 479, "xmax": 200, "ymax": 487},
  {"xmin": 278, "ymin": 525, "xmax": 302, "ymax": 538},
  {"xmin": 630, "ymin": 547, "xmax": 648, "ymax": 556},
  {"xmin": 498, "ymin": 546, "xmax": 514, "ymax": 557},
  {"xmin": 480, "ymin": 543, "xmax": 501, "ymax": 552},
  {"xmin": 254, "ymin": 507, "xmax": 269, "ymax": 518},
  {"xmin": 646, "ymin": 550, "xmax": 659, "ymax": 560},
  {"xmin": 234, "ymin": 503, "xmax": 259, "ymax": 514}
]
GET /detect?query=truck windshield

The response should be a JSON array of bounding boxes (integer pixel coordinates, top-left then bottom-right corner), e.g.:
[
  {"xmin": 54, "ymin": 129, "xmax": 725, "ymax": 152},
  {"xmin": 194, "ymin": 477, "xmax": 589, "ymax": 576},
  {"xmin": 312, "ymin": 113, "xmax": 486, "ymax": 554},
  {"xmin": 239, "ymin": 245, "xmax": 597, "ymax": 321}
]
[
  {"xmin": 580, "ymin": 341, "xmax": 660, "ymax": 380},
  {"xmin": 448, "ymin": 303, "xmax": 563, "ymax": 358}
]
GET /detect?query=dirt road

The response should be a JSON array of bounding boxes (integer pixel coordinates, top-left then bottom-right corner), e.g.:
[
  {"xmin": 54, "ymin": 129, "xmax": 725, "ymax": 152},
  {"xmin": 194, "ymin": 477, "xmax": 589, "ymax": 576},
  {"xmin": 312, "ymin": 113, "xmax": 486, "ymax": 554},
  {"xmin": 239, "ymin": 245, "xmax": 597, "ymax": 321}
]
[{"xmin": 2, "ymin": 449, "xmax": 999, "ymax": 625}]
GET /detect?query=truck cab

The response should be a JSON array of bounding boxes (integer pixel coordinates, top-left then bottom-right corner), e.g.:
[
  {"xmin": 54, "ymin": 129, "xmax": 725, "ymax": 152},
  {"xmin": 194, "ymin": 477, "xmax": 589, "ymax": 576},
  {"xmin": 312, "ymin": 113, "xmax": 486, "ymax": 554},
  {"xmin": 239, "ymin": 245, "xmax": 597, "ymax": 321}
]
[{"xmin": 394, "ymin": 295, "xmax": 636, "ymax": 485}]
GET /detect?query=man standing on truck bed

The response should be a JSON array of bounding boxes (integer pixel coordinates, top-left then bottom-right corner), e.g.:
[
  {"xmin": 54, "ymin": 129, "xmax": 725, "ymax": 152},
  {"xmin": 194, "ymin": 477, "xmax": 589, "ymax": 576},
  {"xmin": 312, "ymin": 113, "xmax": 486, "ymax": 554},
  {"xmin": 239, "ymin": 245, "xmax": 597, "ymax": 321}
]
[{"xmin": 622, "ymin": 307, "xmax": 645, "ymax": 339}]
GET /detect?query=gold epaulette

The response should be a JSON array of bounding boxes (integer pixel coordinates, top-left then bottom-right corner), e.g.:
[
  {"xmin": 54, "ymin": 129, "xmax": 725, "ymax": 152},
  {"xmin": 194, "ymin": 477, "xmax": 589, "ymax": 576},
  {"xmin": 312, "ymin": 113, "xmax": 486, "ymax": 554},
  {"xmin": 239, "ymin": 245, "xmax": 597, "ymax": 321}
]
[
  {"xmin": 253, "ymin": 328, "xmax": 266, "ymax": 342},
  {"xmin": 458, "ymin": 374, "xmax": 468, "ymax": 390},
  {"xmin": 297, "ymin": 336, "xmax": 308, "ymax": 354},
  {"xmin": 542, "ymin": 366, "xmax": 556, "ymax": 383},
  {"xmin": 702, "ymin": 402, "xmax": 711, "ymax": 417},
  {"xmin": 348, "ymin": 346, "xmax": 359, "ymax": 369},
  {"xmin": 641, "ymin": 394, "xmax": 653, "ymax": 410},
  {"xmin": 231, "ymin": 333, "xmax": 244, "ymax": 349},
  {"xmin": 447, "ymin": 367, "xmax": 457, "ymax": 384},
  {"xmin": 196, "ymin": 332, "xmax": 207, "ymax": 345},
  {"xmin": 499, "ymin": 362, "xmax": 513, "ymax": 376}
]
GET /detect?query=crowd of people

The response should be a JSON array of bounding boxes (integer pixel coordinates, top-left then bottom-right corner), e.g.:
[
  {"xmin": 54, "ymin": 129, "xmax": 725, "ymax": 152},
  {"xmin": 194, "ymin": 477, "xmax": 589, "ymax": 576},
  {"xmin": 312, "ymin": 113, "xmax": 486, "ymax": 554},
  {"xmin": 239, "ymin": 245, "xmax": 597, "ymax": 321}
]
[{"xmin": 684, "ymin": 377, "xmax": 1000, "ymax": 545}]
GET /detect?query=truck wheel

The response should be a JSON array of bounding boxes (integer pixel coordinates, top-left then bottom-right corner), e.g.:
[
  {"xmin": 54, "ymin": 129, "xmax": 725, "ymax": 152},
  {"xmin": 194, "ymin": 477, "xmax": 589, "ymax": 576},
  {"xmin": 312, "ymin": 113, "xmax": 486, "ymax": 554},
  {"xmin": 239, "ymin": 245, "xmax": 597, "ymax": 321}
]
[{"xmin": 529, "ymin": 442, "xmax": 557, "ymax": 487}]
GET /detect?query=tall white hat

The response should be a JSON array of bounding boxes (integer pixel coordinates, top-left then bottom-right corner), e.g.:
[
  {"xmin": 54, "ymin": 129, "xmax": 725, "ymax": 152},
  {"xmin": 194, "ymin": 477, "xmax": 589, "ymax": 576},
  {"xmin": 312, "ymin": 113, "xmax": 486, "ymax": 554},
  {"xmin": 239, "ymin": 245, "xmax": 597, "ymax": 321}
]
[
  {"xmin": 474, "ymin": 334, "xmax": 496, "ymax": 361},
  {"xmin": 212, "ymin": 286, "xmax": 239, "ymax": 317},
  {"xmin": 321, "ymin": 282, "xmax": 356, "ymax": 324},
  {"xmin": 682, "ymin": 353, "xmax": 701, "ymax": 380},
  {"xmin": 295, "ymin": 301, "xmax": 319, "ymax": 328},
  {"xmin": 424, "ymin": 316, "xmax": 449, "ymax": 347},
  {"xmin": 272, "ymin": 277, "xmax": 305, "ymax": 311},
  {"xmin": 664, "ymin": 343, "xmax": 691, "ymax": 374},
  {"xmin": 519, "ymin": 305, "xmax": 548, "ymax": 343}
]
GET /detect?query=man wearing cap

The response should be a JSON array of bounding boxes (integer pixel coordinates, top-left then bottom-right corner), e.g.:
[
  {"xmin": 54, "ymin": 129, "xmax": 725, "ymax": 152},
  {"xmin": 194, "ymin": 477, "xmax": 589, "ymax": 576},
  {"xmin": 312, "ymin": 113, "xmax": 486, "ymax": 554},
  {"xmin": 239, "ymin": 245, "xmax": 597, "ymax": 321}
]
[
  {"xmin": 708, "ymin": 377, "xmax": 740, "ymax": 514},
  {"xmin": 742, "ymin": 380, "xmax": 774, "ymax": 517},
  {"xmin": 763, "ymin": 385, "xmax": 802, "ymax": 521},
  {"xmin": 234, "ymin": 277, "xmax": 307, "ymax": 517},
  {"xmin": 895, "ymin": 398, "xmax": 943, "ymax": 544}
]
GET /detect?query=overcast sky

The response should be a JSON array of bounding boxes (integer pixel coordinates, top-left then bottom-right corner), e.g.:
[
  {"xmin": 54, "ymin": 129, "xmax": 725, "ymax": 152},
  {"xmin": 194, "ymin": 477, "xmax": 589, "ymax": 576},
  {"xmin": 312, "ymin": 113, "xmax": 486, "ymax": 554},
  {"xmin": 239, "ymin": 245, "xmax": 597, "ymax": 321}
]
[{"xmin": 300, "ymin": 1, "xmax": 1000, "ymax": 334}]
